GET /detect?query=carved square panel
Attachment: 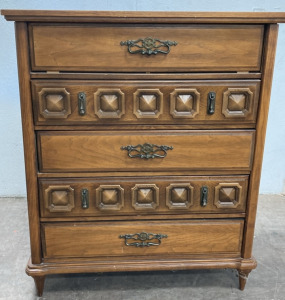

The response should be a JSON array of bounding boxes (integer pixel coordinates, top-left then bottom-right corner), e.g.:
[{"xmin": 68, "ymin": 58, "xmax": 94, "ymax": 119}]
[
  {"xmin": 94, "ymin": 88, "xmax": 125, "ymax": 119},
  {"xmin": 44, "ymin": 185, "xmax": 74, "ymax": 212},
  {"xmin": 170, "ymin": 89, "xmax": 200, "ymax": 118},
  {"xmin": 132, "ymin": 184, "xmax": 159, "ymax": 210},
  {"xmin": 166, "ymin": 183, "xmax": 194, "ymax": 209},
  {"xmin": 222, "ymin": 88, "xmax": 253, "ymax": 118},
  {"xmin": 214, "ymin": 183, "xmax": 242, "ymax": 208},
  {"xmin": 133, "ymin": 89, "xmax": 163, "ymax": 118},
  {"xmin": 39, "ymin": 88, "xmax": 71, "ymax": 119},
  {"xmin": 96, "ymin": 185, "xmax": 124, "ymax": 210}
]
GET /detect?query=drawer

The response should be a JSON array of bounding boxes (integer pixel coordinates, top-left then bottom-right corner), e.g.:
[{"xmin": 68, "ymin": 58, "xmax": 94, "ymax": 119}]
[
  {"xmin": 41, "ymin": 219, "xmax": 244, "ymax": 258},
  {"xmin": 39, "ymin": 176, "xmax": 248, "ymax": 217},
  {"xmin": 32, "ymin": 80, "xmax": 260, "ymax": 126},
  {"xmin": 37, "ymin": 130, "xmax": 255, "ymax": 173},
  {"xmin": 29, "ymin": 24, "xmax": 263, "ymax": 72}
]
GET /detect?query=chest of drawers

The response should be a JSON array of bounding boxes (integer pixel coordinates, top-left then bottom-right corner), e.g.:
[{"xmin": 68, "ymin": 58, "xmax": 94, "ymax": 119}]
[{"xmin": 2, "ymin": 10, "xmax": 285, "ymax": 296}]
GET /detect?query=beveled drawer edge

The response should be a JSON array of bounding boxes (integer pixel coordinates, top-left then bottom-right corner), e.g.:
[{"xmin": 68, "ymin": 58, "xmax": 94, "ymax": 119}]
[
  {"xmin": 37, "ymin": 171, "xmax": 251, "ymax": 177},
  {"xmin": 30, "ymin": 72, "xmax": 262, "ymax": 80},
  {"xmin": 34, "ymin": 124, "xmax": 257, "ymax": 131},
  {"xmin": 40, "ymin": 213, "xmax": 246, "ymax": 222}
]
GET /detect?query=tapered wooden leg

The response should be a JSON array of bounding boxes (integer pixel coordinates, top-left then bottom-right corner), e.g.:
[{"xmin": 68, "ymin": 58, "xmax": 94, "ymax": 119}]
[
  {"xmin": 33, "ymin": 275, "xmax": 45, "ymax": 297},
  {"xmin": 238, "ymin": 269, "xmax": 251, "ymax": 290}
]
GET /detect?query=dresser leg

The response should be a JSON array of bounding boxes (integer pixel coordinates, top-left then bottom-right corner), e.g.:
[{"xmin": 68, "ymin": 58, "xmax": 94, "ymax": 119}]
[
  {"xmin": 237, "ymin": 269, "xmax": 251, "ymax": 290},
  {"xmin": 33, "ymin": 275, "xmax": 45, "ymax": 297}
]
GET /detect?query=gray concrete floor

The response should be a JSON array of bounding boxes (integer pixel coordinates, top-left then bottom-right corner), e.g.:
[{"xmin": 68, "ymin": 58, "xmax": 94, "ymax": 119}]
[{"xmin": 0, "ymin": 195, "xmax": 284, "ymax": 300}]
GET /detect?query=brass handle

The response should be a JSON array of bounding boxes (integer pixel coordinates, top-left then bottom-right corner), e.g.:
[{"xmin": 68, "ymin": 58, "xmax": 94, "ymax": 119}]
[
  {"xmin": 120, "ymin": 37, "xmax": 177, "ymax": 55},
  {"xmin": 81, "ymin": 188, "xmax": 89, "ymax": 209},
  {"xmin": 207, "ymin": 92, "xmax": 216, "ymax": 115},
  {"xmin": 78, "ymin": 92, "xmax": 86, "ymax": 116},
  {"xmin": 201, "ymin": 186, "xmax": 208, "ymax": 207},
  {"xmin": 121, "ymin": 143, "xmax": 173, "ymax": 159},
  {"xmin": 119, "ymin": 232, "xmax": 168, "ymax": 247}
]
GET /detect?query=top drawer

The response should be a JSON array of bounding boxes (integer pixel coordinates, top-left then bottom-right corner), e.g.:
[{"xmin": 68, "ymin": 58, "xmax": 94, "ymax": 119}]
[{"xmin": 29, "ymin": 24, "xmax": 264, "ymax": 72}]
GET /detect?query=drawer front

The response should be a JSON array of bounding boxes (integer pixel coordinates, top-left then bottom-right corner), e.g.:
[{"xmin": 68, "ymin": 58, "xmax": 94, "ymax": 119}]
[
  {"xmin": 39, "ymin": 176, "xmax": 248, "ymax": 217},
  {"xmin": 37, "ymin": 130, "xmax": 255, "ymax": 172},
  {"xmin": 42, "ymin": 220, "xmax": 244, "ymax": 258},
  {"xmin": 29, "ymin": 24, "xmax": 263, "ymax": 72},
  {"xmin": 32, "ymin": 80, "xmax": 260, "ymax": 126}
]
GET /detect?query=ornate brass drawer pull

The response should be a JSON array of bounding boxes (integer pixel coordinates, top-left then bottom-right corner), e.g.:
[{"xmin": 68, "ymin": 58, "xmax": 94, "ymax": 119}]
[
  {"xmin": 121, "ymin": 143, "xmax": 173, "ymax": 159},
  {"xmin": 119, "ymin": 232, "xmax": 168, "ymax": 247},
  {"xmin": 120, "ymin": 37, "xmax": 177, "ymax": 55}
]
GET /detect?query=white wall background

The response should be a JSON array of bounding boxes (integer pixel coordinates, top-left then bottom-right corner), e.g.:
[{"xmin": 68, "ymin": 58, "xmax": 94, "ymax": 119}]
[{"xmin": 0, "ymin": 0, "xmax": 285, "ymax": 196}]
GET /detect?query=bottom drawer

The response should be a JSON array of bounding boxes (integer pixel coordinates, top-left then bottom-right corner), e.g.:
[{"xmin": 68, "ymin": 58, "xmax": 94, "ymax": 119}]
[{"xmin": 42, "ymin": 219, "xmax": 244, "ymax": 258}]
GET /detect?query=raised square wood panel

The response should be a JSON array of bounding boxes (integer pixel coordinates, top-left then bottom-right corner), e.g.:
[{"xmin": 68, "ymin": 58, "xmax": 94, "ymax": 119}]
[
  {"xmin": 94, "ymin": 88, "xmax": 125, "ymax": 119},
  {"xmin": 2, "ymin": 9, "xmax": 283, "ymax": 296},
  {"xmin": 44, "ymin": 185, "xmax": 74, "ymax": 212},
  {"xmin": 96, "ymin": 185, "xmax": 124, "ymax": 211}
]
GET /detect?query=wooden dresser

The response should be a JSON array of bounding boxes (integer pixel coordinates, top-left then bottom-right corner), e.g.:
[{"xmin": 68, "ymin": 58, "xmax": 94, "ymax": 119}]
[{"xmin": 2, "ymin": 10, "xmax": 285, "ymax": 296}]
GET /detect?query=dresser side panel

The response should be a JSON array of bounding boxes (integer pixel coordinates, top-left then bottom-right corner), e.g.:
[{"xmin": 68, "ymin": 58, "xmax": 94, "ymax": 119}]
[
  {"xmin": 15, "ymin": 22, "xmax": 41, "ymax": 264},
  {"xmin": 242, "ymin": 24, "xmax": 279, "ymax": 258}
]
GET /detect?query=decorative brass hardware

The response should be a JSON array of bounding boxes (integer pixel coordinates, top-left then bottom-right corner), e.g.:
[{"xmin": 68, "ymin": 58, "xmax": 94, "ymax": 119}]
[
  {"xmin": 78, "ymin": 92, "xmax": 86, "ymax": 116},
  {"xmin": 120, "ymin": 37, "xmax": 177, "ymax": 55},
  {"xmin": 121, "ymin": 143, "xmax": 173, "ymax": 159},
  {"xmin": 81, "ymin": 188, "xmax": 89, "ymax": 209},
  {"xmin": 119, "ymin": 232, "xmax": 168, "ymax": 247},
  {"xmin": 207, "ymin": 92, "xmax": 216, "ymax": 115},
  {"xmin": 201, "ymin": 186, "xmax": 208, "ymax": 207}
]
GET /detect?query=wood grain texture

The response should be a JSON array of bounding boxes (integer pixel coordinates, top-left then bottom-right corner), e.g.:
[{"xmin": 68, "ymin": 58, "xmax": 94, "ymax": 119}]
[
  {"xmin": 39, "ymin": 213, "xmax": 246, "ymax": 223},
  {"xmin": 41, "ymin": 219, "xmax": 244, "ymax": 258},
  {"xmin": 242, "ymin": 24, "xmax": 279, "ymax": 258},
  {"xmin": 39, "ymin": 176, "xmax": 248, "ymax": 217},
  {"xmin": 2, "ymin": 10, "xmax": 285, "ymax": 23},
  {"xmin": 15, "ymin": 22, "xmax": 42, "ymax": 264},
  {"xmin": 34, "ymin": 124, "xmax": 258, "ymax": 131},
  {"xmin": 30, "ymin": 72, "xmax": 262, "ymax": 80},
  {"xmin": 37, "ymin": 130, "xmax": 255, "ymax": 172},
  {"xmin": 31, "ymin": 80, "xmax": 261, "ymax": 126},
  {"xmin": 37, "ymin": 170, "xmax": 251, "ymax": 177},
  {"xmin": 29, "ymin": 24, "xmax": 263, "ymax": 72}
]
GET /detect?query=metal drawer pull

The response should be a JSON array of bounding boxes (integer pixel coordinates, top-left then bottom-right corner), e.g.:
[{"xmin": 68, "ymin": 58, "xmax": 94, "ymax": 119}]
[
  {"xmin": 201, "ymin": 186, "xmax": 208, "ymax": 207},
  {"xmin": 119, "ymin": 232, "xmax": 168, "ymax": 247},
  {"xmin": 120, "ymin": 37, "xmax": 177, "ymax": 55},
  {"xmin": 121, "ymin": 143, "xmax": 173, "ymax": 159},
  {"xmin": 78, "ymin": 92, "xmax": 86, "ymax": 116},
  {"xmin": 207, "ymin": 91, "xmax": 216, "ymax": 115},
  {"xmin": 81, "ymin": 188, "xmax": 89, "ymax": 209}
]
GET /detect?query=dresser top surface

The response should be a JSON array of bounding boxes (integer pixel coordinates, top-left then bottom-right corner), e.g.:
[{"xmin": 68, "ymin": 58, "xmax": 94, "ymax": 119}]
[{"xmin": 2, "ymin": 9, "xmax": 285, "ymax": 23}]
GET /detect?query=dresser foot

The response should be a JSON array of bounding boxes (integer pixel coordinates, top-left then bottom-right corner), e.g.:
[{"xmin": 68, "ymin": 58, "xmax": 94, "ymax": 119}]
[
  {"xmin": 238, "ymin": 269, "xmax": 251, "ymax": 290},
  {"xmin": 33, "ymin": 275, "xmax": 45, "ymax": 297}
]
